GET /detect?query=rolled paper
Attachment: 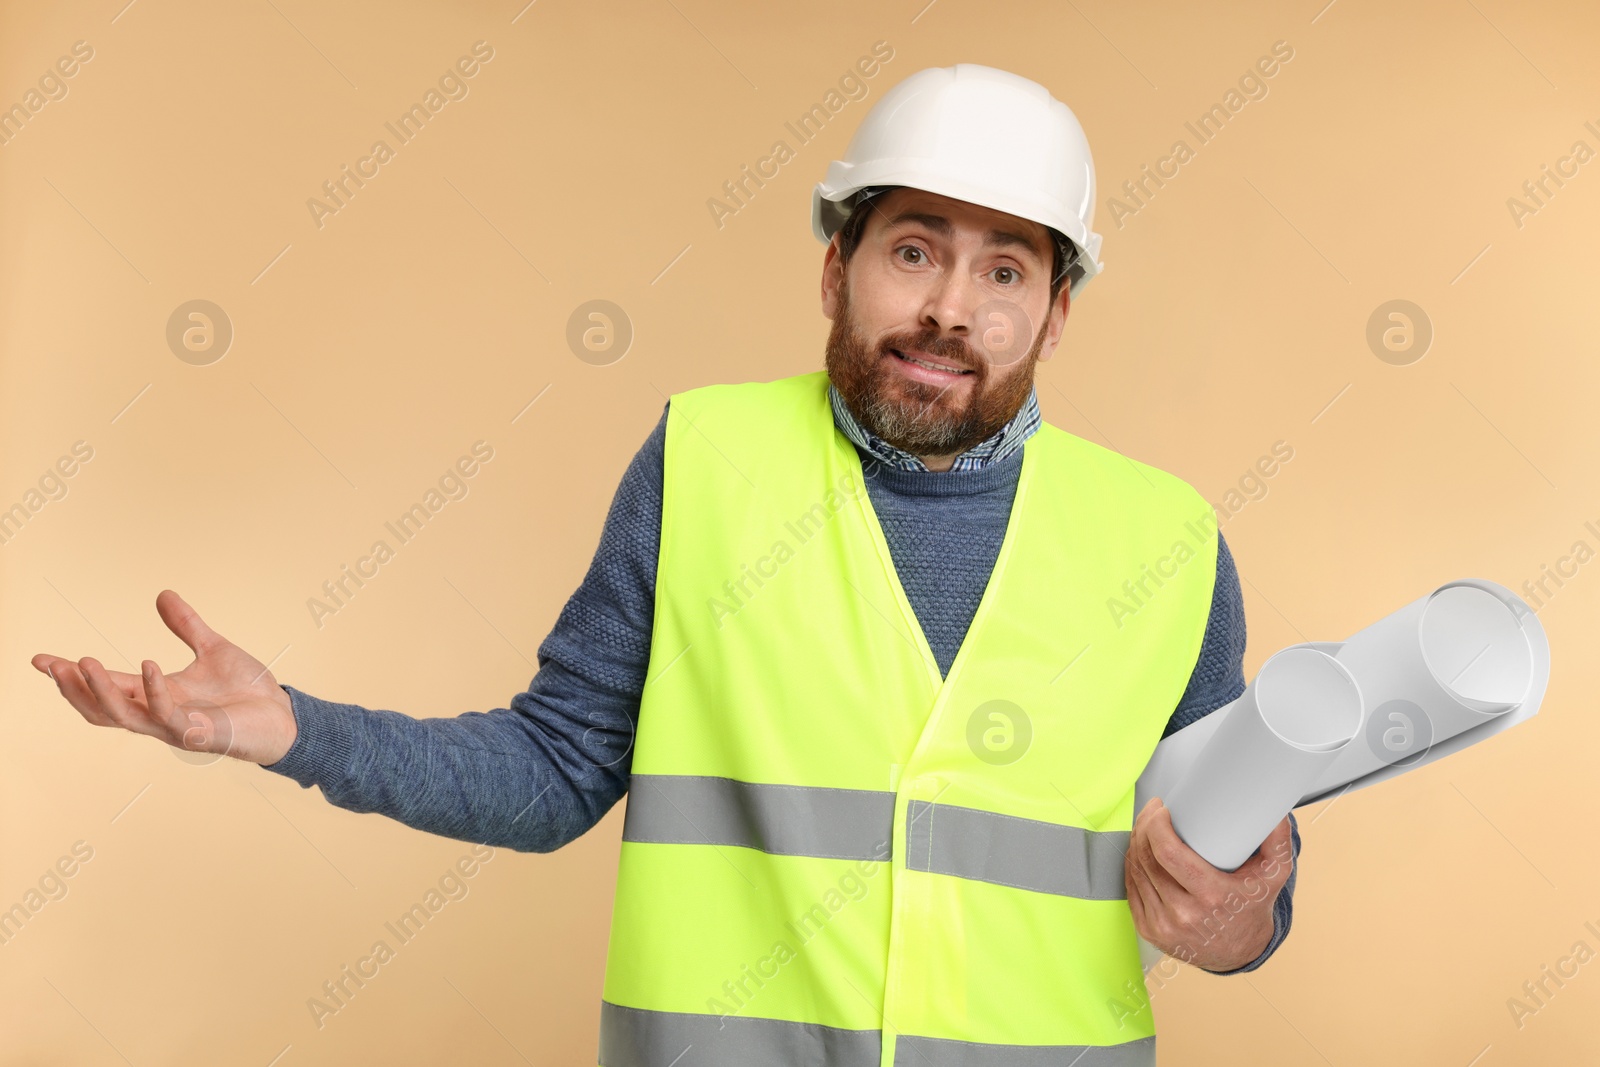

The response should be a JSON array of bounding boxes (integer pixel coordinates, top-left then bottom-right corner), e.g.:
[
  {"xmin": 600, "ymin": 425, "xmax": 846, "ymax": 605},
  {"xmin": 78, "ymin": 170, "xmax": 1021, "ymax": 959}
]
[
  {"xmin": 1135, "ymin": 578, "xmax": 1550, "ymax": 970},
  {"xmin": 1301, "ymin": 580, "xmax": 1537, "ymax": 799},
  {"xmin": 1163, "ymin": 646, "xmax": 1362, "ymax": 872}
]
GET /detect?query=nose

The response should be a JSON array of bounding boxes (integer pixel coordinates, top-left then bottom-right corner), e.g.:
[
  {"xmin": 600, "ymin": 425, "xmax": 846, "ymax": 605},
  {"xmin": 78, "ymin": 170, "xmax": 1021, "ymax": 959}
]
[{"xmin": 918, "ymin": 267, "xmax": 981, "ymax": 345}]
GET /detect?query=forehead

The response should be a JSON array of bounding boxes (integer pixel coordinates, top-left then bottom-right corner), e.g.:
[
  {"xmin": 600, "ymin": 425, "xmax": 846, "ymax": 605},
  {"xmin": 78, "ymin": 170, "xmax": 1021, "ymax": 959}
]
[{"xmin": 865, "ymin": 188, "xmax": 1052, "ymax": 263}]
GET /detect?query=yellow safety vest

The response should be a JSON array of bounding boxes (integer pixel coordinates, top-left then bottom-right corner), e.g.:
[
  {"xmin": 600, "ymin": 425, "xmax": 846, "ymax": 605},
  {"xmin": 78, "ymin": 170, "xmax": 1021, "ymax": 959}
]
[{"xmin": 599, "ymin": 370, "xmax": 1218, "ymax": 1066}]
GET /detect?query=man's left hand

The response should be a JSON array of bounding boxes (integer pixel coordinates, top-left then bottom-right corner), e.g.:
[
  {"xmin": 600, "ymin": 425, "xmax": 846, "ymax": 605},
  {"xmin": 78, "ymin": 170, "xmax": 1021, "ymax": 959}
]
[{"xmin": 1124, "ymin": 797, "xmax": 1294, "ymax": 973}]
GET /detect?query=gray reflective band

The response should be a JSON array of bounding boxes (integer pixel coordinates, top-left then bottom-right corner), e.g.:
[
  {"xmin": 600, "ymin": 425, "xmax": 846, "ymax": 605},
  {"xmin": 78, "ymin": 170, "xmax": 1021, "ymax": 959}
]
[
  {"xmin": 623, "ymin": 777, "xmax": 1127, "ymax": 897},
  {"xmin": 599, "ymin": 1001, "xmax": 882, "ymax": 1067},
  {"xmin": 599, "ymin": 1003, "xmax": 1151, "ymax": 1067},
  {"xmin": 905, "ymin": 800, "xmax": 1130, "ymax": 900},
  {"xmin": 895, "ymin": 1034, "xmax": 1156, "ymax": 1066},
  {"xmin": 624, "ymin": 774, "xmax": 895, "ymax": 861}
]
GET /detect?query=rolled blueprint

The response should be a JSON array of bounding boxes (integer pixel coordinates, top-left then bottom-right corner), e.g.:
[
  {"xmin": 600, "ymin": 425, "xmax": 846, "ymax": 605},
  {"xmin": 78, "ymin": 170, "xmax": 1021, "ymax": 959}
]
[
  {"xmin": 1299, "ymin": 580, "xmax": 1537, "ymax": 801},
  {"xmin": 1133, "ymin": 577, "xmax": 1551, "ymax": 971},
  {"xmin": 1162, "ymin": 646, "xmax": 1362, "ymax": 871}
]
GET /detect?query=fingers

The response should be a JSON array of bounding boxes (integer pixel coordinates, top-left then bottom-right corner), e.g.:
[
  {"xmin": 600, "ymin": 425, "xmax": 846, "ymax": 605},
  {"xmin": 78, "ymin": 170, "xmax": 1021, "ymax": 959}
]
[
  {"xmin": 1127, "ymin": 800, "xmax": 1209, "ymax": 958},
  {"xmin": 1128, "ymin": 799, "xmax": 1188, "ymax": 912},
  {"xmin": 1142, "ymin": 799, "xmax": 1217, "ymax": 896},
  {"xmin": 40, "ymin": 653, "xmax": 153, "ymax": 703},
  {"xmin": 1125, "ymin": 839, "xmax": 1168, "ymax": 938},
  {"xmin": 140, "ymin": 660, "xmax": 188, "ymax": 740},
  {"xmin": 1127, "ymin": 799, "xmax": 1296, "ymax": 968},
  {"xmin": 78, "ymin": 657, "xmax": 162, "ymax": 738},
  {"xmin": 1244, "ymin": 816, "xmax": 1296, "ymax": 893},
  {"xmin": 155, "ymin": 589, "xmax": 225, "ymax": 659},
  {"xmin": 1256, "ymin": 815, "xmax": 1292, "ymax": 862},
  {"xmin": 1125, "ymin": 848, "xmax": 1173, "ymax": 949},
  {"xmin": 32, "ymin": 654, "xmax": 73, "ymax": 686},
  {"xmin": 1125, "ymin": 855, "xmax": 1153, "ymax": 933},
  {"xmin": 40, "ymin": 655, "xmax": 115, "ymax": 727}
]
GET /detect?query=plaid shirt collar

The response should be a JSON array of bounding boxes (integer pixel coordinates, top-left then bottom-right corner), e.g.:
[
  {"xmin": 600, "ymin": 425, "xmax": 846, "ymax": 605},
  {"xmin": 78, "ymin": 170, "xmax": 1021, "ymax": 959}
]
[{"xmin": 827, "ymin": 380, "xmax": 1041, "ymax": 472}]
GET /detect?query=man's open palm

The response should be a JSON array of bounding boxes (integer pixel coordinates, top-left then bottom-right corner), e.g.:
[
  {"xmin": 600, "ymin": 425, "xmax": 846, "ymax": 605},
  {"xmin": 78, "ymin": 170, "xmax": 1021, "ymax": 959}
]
[{"xmin": 31, "ymin": 589, "xmax": 297, "ymax": 766}]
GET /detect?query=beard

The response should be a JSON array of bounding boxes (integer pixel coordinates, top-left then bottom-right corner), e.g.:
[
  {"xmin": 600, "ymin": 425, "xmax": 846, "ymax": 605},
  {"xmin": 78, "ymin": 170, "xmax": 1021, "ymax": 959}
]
[{"xmin": 823, "ymin": 276, "xmax": 1047, "ymax": 458}]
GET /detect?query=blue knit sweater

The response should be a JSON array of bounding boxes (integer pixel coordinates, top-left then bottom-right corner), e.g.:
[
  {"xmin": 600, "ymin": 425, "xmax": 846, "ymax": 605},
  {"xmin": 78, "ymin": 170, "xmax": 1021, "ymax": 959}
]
[{"xmin": 263, "ymin": 399, "xmax": 1298, "ymax": 973}]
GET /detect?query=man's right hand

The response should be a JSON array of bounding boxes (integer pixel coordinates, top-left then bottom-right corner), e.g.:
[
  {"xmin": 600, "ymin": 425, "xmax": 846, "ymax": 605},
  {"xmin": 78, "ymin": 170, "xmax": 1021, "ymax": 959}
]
[{"xmin": 31, "ymin": 589, "xmax": 299, "ymax": 766}]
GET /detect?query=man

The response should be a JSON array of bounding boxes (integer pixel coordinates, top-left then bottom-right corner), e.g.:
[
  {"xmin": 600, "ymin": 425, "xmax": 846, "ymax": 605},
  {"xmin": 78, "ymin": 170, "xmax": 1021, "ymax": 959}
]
[{"xmin": 34, "ymin": 64, "xmax": 1297, "ymax": 1065}]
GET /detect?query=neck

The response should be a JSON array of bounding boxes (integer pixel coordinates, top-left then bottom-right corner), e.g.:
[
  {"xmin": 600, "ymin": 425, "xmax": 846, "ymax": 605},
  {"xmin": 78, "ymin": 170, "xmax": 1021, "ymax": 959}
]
[{"xmin": 916, "ymin": 452, "xmax": 959, "ymax": 472}]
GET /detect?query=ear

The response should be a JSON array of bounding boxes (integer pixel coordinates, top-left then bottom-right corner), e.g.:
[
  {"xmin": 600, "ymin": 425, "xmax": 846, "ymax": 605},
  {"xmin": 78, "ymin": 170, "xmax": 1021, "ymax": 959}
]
[
  {"xmin": 1035, "ymin": 285, "xmax": 1071, "ymax": 363},
  {"xmin": 820, "ymin": 234, "xmax": 845, "ymax": 321}
]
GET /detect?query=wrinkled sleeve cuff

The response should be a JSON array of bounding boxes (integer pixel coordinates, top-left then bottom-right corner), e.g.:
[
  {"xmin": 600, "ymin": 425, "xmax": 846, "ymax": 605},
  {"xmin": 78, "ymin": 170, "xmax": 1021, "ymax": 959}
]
[{"xmin": 259, "ymin": 684, "xmax": 355, "ymax": 789}]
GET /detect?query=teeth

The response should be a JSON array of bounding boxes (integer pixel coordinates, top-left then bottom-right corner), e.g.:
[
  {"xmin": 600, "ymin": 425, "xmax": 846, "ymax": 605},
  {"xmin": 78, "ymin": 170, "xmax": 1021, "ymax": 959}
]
[{"xmin": 897, "ymin": 351, "xmax": 968, "ymax": 374}]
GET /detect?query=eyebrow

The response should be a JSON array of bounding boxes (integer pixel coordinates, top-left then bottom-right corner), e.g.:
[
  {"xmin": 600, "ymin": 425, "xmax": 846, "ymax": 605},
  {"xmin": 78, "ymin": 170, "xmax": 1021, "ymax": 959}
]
[{"xmin": 882, "ymin": 210, "xmax": 1046, "ymax": 265}]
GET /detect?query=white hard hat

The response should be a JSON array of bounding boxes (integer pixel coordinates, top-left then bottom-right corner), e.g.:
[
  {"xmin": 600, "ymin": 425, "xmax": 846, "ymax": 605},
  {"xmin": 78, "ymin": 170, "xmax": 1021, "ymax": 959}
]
[{"xmin": 812, "ymin": 63, "xmax": 1104, "ymax": 300}]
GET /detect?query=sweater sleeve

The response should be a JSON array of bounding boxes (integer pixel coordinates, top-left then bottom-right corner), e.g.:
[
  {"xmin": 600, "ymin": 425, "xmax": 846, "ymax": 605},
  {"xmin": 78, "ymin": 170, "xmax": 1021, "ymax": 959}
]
[
  {"xmin": 1163, "ymin": 530, "xmax": 1301, "ymax": 973},
  {"xmin": 1165, "ymin": 531, "xmax": 1248, "ymax": 738},
  {"xmin": 259, "ymin": 404, "xmax": 669, "ymax": 853}
]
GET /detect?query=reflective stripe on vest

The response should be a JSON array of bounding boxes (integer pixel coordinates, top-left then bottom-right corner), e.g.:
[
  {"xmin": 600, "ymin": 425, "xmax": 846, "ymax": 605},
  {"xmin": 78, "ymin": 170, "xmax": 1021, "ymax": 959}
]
[
  {"xmin": 600, "ymin": 371, "xmax": 1217, "ymax": 1066},
  {"xmin": 894, "ymin": 1032, "xmax": 1157, "ymax": 1066},
  {"xmin": 904, "ymin": 798, "xmax": 1129, "ymax": 900},
  {"xmin": 600, "ymin": 1001, "xmax": 881, "ymax": 1066},
  {"xmin": 623, "ymin": 774, "xmax": 894, "ymax": 861},
  {"xmin": 598, "ymin": 1001, "xmax": 1156, "ymax": 1066},
  {"xmin": 624, "ymin": 774, "xmax": 1129, "ymax": 900}
]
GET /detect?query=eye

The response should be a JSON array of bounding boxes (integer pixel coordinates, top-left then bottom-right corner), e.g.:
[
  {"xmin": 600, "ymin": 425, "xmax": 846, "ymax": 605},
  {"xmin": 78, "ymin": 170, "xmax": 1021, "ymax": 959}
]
[
  {"xmin": 990, "ymin": 265, "xmax": 1021, "ymax": 285},
  {"xmin": 894, "ymin": 245, "xmax": 927, "ymax": 265}
]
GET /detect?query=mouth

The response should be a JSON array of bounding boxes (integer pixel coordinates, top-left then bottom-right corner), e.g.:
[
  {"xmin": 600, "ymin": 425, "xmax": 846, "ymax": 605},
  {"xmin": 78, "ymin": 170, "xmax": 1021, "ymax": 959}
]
[{"xmin": 887, "ymin": 347, "xmax": 974, "ymax": 382}]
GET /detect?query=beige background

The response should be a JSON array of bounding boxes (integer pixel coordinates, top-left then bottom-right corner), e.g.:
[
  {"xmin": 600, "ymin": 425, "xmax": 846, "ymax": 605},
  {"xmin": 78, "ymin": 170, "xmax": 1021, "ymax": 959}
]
[{"xmin": 1, "ymin": 0, "xmax": 1596, "ymax": 1063}]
